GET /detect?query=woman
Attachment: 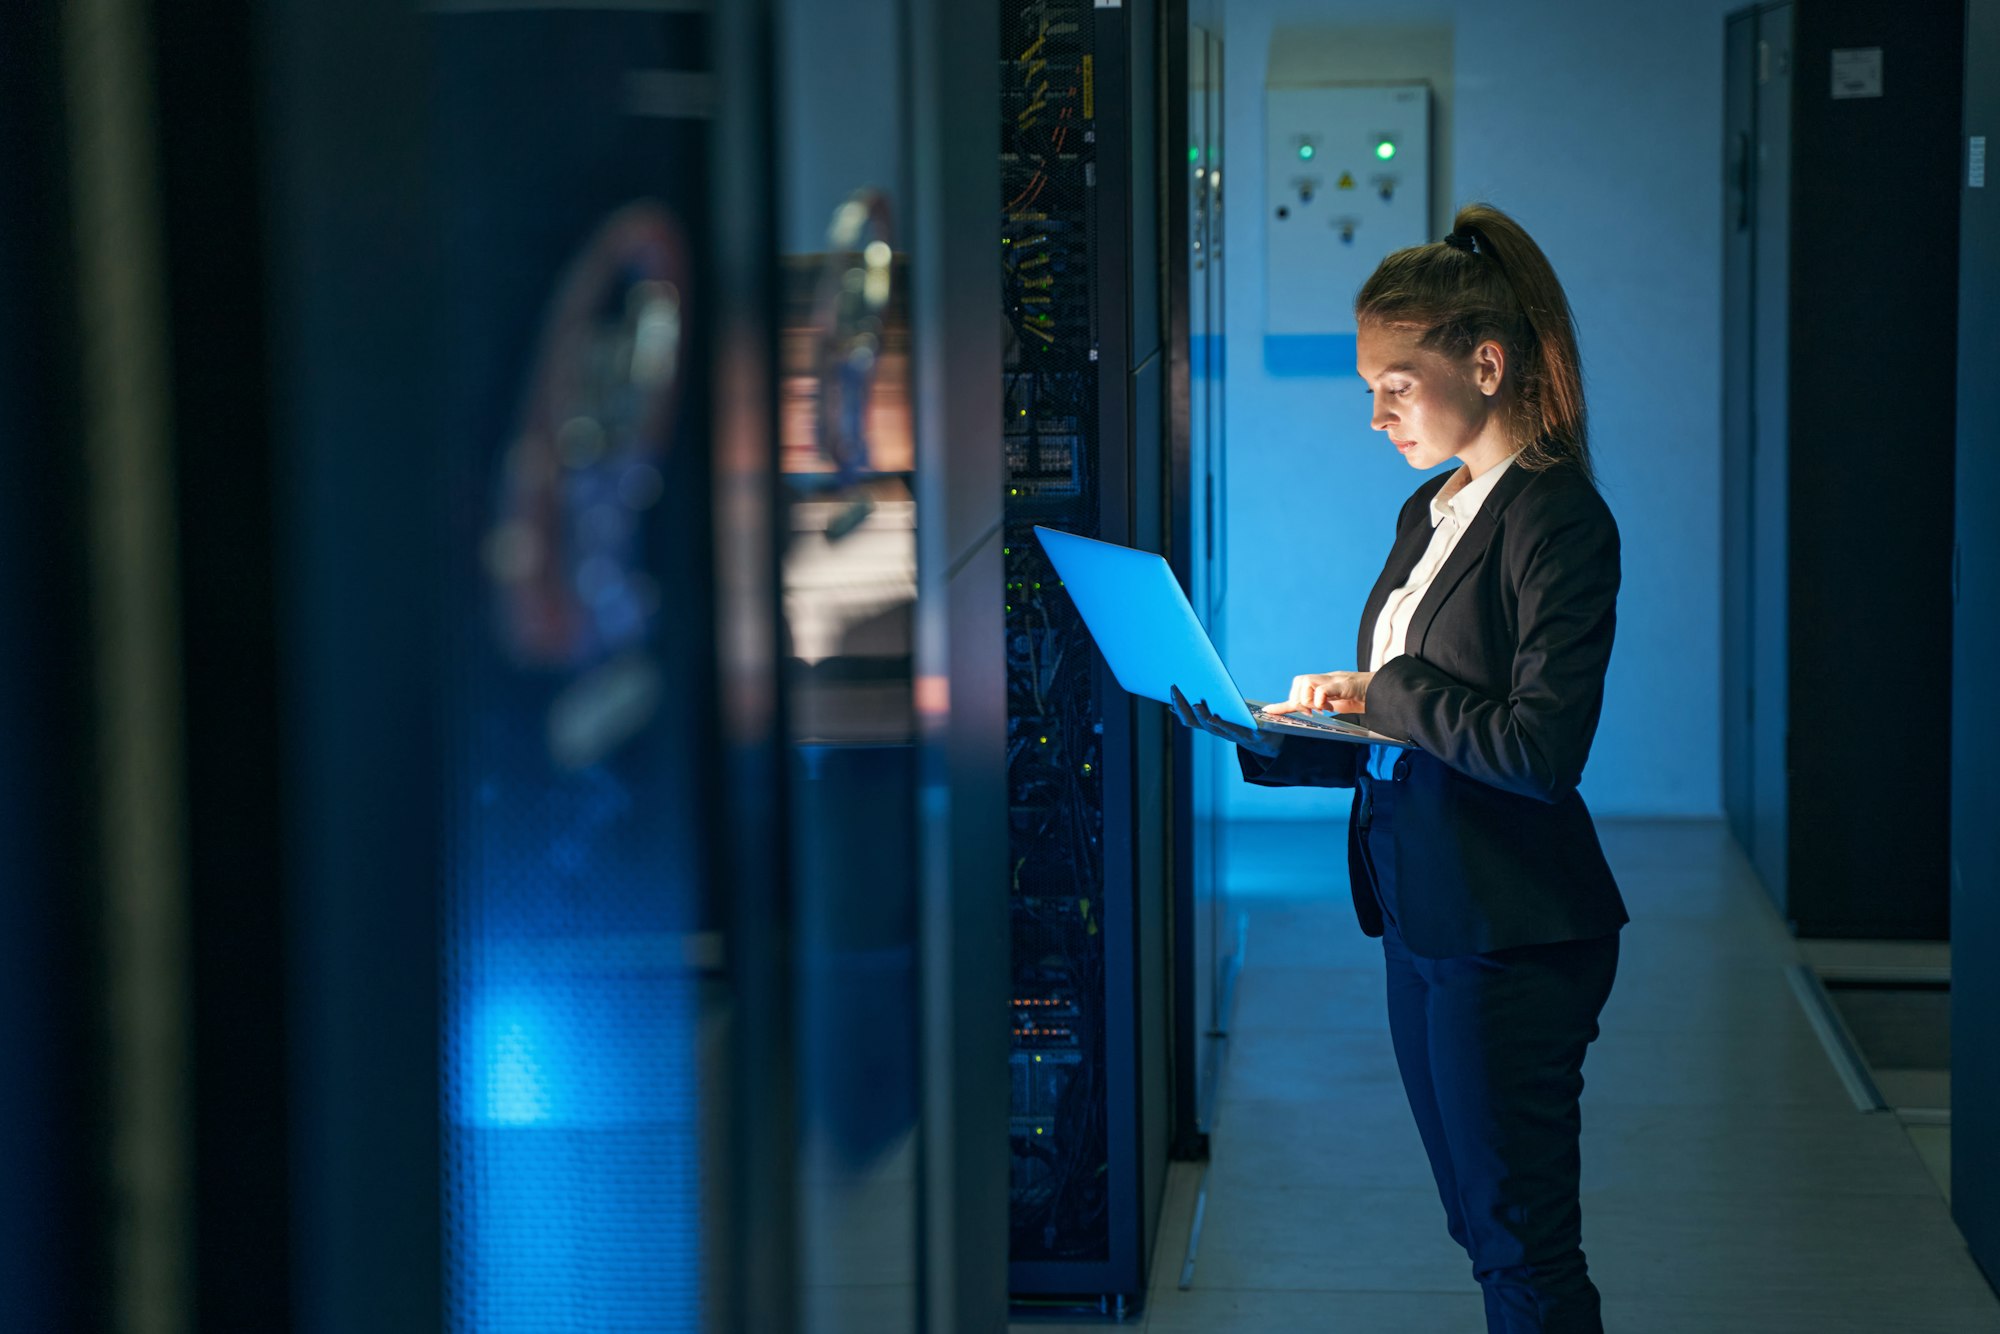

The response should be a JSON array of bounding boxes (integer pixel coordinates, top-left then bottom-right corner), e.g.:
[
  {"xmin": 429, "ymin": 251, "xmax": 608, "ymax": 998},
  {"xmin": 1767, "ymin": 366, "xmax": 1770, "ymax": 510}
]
[{"xmin": 1171, "ymin": 202, "xmax": 1627, "ymax": 1333}]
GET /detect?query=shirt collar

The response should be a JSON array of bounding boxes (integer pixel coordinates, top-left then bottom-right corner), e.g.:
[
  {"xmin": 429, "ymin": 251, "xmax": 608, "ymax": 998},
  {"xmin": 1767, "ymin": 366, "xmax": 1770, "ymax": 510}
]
[{"xmin": 1429, "ymin": 453, "xmax": 1516, "ymax": 529}]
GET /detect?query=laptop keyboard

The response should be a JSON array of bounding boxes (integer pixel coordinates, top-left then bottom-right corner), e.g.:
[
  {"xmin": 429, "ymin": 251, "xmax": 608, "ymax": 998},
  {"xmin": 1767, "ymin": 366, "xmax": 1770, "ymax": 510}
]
[{"xmin": 1255, "ymin": 709, "xmax": 1368, "ymax": 735}]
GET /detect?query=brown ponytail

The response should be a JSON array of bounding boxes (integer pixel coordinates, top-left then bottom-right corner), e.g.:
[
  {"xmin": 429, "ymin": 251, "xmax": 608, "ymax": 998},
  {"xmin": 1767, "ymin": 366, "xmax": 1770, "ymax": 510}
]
[{"xmin": 1355, "ymin": 202, "xmax": 1593, "ymax": 481}]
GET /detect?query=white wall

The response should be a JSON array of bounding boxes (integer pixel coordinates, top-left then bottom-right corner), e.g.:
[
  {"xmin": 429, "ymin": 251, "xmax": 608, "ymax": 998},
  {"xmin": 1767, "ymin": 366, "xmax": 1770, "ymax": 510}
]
[{"xmin": 1217, "ymin": 0, "xmax": 1740, "ymax": 820}]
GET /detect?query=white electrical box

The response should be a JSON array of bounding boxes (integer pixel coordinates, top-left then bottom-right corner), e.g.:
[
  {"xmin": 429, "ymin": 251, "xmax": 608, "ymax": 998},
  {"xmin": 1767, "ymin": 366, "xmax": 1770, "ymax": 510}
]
[{"xmin": 1265, "ymin": 83, "xmax": 1431, "ymax": 336}]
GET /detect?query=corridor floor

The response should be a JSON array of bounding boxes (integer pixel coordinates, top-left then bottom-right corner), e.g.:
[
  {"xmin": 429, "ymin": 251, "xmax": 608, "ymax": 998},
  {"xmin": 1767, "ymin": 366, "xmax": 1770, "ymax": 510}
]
[{"xmin": 1016, "ymin": 819, "xmax": 2000, "ymax": 1333}]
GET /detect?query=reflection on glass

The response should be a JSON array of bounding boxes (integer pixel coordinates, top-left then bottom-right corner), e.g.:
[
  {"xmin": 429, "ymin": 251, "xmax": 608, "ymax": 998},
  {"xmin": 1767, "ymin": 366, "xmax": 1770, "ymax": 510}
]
[
  {"xmin": 435, "ymin": 11, "xmax": 709, "ymax": 1330},
  {"xmin": 783, "ymin": 191, "xmax": 911, "ymax": 483},
  {"xmin": 774, "ymin": 0, "xmax": 919, "ymax": 1318}
]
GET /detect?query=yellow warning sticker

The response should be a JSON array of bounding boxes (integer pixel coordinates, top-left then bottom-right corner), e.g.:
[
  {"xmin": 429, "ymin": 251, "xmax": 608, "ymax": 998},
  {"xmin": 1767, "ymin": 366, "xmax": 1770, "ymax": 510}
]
[
  {"xmin": 1082, "ymin": 55, "xmax": 1095, "ymax": 120},
  {"xmin": 1338, "ymin": 172, "xmax": 1356, "ymax": 190}
]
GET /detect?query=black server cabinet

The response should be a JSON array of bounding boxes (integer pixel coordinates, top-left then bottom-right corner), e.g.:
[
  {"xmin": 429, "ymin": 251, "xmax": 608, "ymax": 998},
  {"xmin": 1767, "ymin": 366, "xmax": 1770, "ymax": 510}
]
[
  {"xmin": 147, "ymin": 2, "xmax": 787, "ymax": 1326},
  {"xmin": 1954, "ymin": 0, "xmax": 2000, "ymax": 1290},
  {"xmin": 1003, "ymin": 0, "xmax": 1172, "ymax": 1310},
  {"xmin": 1722, "ymin": 0, "xmax": 1962, "ymax": 938}
]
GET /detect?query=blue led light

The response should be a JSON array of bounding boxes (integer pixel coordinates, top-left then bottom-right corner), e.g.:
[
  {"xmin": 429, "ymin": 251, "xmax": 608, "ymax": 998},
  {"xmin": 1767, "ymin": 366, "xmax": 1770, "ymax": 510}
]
[
  {"xmin": 447, "ymin": 743, "xmax": 702, "ymax": 1332},
  {"xmin": 466, "ymin": 998, "xmax": 554, "ymax": 1126}
]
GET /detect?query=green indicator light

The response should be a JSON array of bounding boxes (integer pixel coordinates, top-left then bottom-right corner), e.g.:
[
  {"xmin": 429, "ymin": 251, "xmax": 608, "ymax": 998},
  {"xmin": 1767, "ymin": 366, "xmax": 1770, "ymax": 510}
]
[
  {"xmin": 1298, "ymin": 143, "xmax": 1315, "ymax": 161},
  {"xmin": 1189, "ymin": 145, "xmax": 1200, "ymax": 163},
  {"xmin": 1375, "ymin": 140, "xmax": 1396, "ymax": 160}
]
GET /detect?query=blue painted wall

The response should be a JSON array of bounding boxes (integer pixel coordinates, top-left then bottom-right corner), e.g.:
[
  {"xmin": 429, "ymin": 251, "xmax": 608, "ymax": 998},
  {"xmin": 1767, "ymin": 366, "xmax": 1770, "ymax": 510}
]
[{"xmin": 1218, "ymin": 0, "xmax": 1739, "ymax": 820}]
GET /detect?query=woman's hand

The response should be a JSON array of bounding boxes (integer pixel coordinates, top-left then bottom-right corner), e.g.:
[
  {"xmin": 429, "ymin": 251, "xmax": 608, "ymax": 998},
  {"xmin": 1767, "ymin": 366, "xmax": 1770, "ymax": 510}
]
[
  {"xmin": 1169, "ymin": 685, "xmax": 1282, "ymax": 757},
  {"xmin": 1262, "ymin": 671, "xmax": 1373, "ymax": 716}
]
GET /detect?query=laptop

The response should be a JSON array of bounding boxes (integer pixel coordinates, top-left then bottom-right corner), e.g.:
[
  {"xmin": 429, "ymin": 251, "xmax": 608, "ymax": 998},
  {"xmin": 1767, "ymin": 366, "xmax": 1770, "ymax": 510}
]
[{"xmin": 1034, "ymin": 526, "xmax": 1412, "ymax": 748}]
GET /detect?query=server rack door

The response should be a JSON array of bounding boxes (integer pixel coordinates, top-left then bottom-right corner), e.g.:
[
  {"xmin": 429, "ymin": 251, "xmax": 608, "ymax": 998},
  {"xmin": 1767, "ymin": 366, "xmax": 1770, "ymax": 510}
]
[
  {"xmin": 900, "ymin": 0, "xmax": 1012, "ymax": 1325},
  {"xmin": 135, "ymin": 4, "xmax": 781, "ymax": 1329},
  {"xmin": 1782, "ymin": 0, "xmax": 1958, "ymax": 939},
  {"xmin": 1749, "ymin": 1, "xmax": 1793, "ymax": 918},
  {"xmin": 428, "ymin": 12, "xmax": 725, "ymax": 1329}
]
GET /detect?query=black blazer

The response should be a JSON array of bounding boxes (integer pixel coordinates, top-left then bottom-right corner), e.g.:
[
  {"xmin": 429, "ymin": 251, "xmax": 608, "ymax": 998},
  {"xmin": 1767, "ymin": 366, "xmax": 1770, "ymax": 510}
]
[{"xmin": 1239, "ymin": 459, "xmax": 1629, "ymax": 958}]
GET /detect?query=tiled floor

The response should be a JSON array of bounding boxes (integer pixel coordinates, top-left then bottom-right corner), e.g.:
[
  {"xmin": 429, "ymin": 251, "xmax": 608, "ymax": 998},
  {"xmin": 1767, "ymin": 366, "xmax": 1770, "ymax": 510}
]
[{"xmin": 1013, "ymin": 818, "xmax": 2000, "ymax": 1333}]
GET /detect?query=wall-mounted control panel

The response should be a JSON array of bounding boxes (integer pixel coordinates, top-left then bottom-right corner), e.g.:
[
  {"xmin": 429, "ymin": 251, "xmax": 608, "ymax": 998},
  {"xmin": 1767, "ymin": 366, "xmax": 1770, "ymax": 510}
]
[{"xmin": 1265, "ymin": 82, "xmax": 1430, "ymax": 335}]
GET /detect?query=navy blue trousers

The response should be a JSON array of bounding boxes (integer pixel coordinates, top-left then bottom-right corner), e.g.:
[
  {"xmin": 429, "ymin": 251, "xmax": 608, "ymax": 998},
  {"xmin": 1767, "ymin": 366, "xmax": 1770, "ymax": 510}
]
[{"xmin": 1360, "ymin": 776, "xmax": 1619, "ymax": 1334}]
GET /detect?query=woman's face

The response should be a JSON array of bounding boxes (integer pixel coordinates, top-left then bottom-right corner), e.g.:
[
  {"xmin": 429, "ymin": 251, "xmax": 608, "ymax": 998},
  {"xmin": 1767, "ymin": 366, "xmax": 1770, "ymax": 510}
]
[{"xmin": 1355, "ymin": 321, "xmax": 1507, "ymax": 472}]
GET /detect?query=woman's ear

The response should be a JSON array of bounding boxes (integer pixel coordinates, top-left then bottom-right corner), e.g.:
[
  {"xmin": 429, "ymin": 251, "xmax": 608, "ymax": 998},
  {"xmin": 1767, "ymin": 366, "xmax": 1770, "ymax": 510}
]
[{"xmin": 1474, "ymin": 339, "xmax": 1507, "ymax": 397}]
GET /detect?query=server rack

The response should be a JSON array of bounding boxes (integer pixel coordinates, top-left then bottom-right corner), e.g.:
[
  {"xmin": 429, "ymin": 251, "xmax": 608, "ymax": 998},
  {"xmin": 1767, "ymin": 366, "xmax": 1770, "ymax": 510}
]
[
  {"xmin": 1721, "ymin": 0, "xmax": 1961, "ymax": 938},
  {"xmin": 110, "ymin": 1, "xmax": 1021, "ymax": 1328},
  {"xmin": 1002, "ymin": 0, "xmax": 1172, "ymax": 1310},
  {"xmin": 152, "ymin": 2, "xmax": 787, "ymax": 1326}
]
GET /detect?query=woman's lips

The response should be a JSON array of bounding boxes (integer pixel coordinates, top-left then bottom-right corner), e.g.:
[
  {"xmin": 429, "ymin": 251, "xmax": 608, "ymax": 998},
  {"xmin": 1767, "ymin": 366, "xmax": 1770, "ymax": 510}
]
[{"xmin": 1393, "ymin": 438, "xmax": 1416, "ymax": 452}]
